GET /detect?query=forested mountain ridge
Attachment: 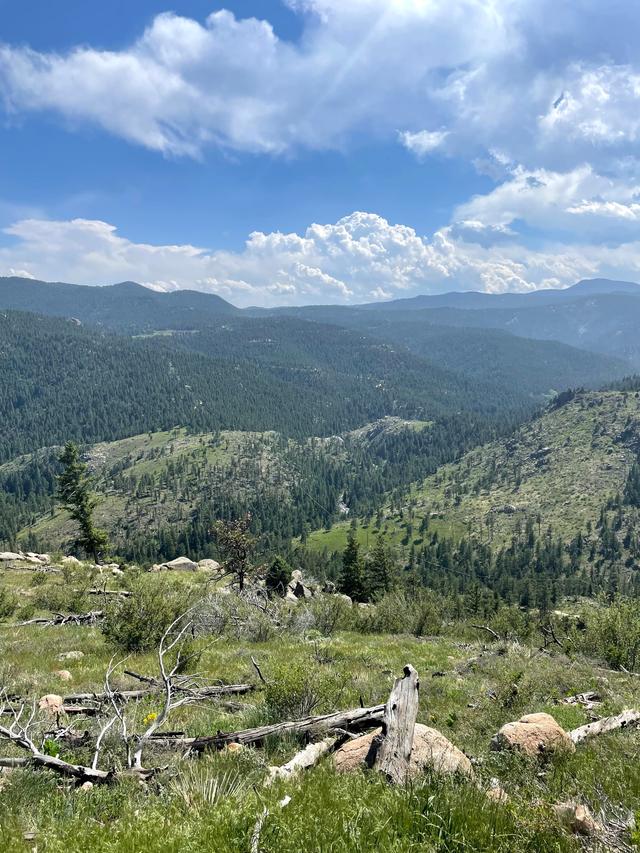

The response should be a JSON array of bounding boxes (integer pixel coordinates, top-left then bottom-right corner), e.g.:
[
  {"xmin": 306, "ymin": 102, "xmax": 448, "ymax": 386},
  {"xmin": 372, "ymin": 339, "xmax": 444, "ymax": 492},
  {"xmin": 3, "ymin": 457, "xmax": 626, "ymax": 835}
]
[
  {"xmin": 0, "ymin": 276, "xmax": 630, "ymax": 401},
  {"xmin": 0, "ymin": 276, "xmax": 238, "ymax": 332}
]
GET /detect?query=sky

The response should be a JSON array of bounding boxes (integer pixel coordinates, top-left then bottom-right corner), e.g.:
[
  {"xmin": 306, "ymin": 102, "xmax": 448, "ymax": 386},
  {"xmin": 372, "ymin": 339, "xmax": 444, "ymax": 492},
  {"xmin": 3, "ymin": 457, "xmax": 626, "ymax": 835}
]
[{"xmin": 1, "ymin": 0, "xmax": 640, "ymax": 306}]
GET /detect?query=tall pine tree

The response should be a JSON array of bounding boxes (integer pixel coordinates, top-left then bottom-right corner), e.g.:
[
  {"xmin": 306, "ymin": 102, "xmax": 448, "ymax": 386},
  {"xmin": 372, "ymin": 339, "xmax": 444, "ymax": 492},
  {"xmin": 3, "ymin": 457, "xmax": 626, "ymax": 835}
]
[{"xmin": 57, "ymin": 442, "xmax": 109, "ymax": 561}]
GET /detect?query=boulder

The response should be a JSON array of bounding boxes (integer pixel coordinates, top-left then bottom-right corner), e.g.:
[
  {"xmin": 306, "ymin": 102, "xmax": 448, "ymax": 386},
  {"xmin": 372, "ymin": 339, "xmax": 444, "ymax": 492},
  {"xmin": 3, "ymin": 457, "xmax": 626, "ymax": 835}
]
[
  {"xmin": 197, "ymin": 559, "xmax": 221, "ymax": 573},
  {"xmin": 334, "ymin": 723, "xmax": 473, "ymax": 779},
  {"xmin": 486, "ymin": 779, "xmax": 509, "ymax": 804},
  {"xmin": 287, "ymin": 570, "xmax": 313, "ymax": 599},
  {"xmin": 322, "ymin": 580, "xmax": 337, "ymax": 594},
  {"xmin": 111, "ymin": 567, "xmax": 125, "ymax": 576},
  {"xmin": 0, "ymin": 552, "xmax": 22, "ymax": 562},
  {"xmin": 163, "ymin": 556, "xmax": 198, "ymax": 572},
  {"xmin": 57, "ymin": 650, "xmax": 84, "ymax": 662},
  {"xmin": 62, "ymin": 556, "xmax": 82, "ymax": 567},
  {"xmin": 491, "ymin": 713, "xmax": 575, "ymax": 757},
  {"xmin": 54, "ymin": 669, "xmax": 73, "ymax": 682},
  {"xmin": 335, "ymin": 594, "xmax": 353, "ymax": 606},
  {"xmin": 552, "ymin": 801, "xmax": 601, "ymax": 836},
  {"xmin": 38, "ymin": 694, "xmax": 64, "ymax": 716}
]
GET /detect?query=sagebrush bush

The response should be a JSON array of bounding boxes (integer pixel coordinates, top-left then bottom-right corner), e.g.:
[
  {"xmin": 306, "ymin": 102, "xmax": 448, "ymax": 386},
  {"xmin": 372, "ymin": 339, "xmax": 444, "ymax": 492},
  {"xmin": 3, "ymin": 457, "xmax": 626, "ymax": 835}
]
[
  {"xmin": 102, "ymin": 576, "xmax": 195, "ymax": 652},
  {"xmin": 577, "ymin": 596, "xmax": 640, "ymax": 670},
  {"xmin": 305, "ymin": 595, "xmax": 354, "ymax": 636},
  {"xmin": 263, "ymin": 655, "xmax": 349, "ymax": 719},
  {"xmin": 33, "ymin": 582, "xmax": 90, "ymax": 615}
]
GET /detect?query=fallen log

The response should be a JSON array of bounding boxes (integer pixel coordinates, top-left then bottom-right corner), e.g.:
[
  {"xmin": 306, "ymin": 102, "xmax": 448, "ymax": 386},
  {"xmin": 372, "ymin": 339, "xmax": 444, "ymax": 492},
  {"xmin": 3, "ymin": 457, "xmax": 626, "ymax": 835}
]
[
  {"xmin": 86, "ymin": 589, "xmax": 132, "ymax": 598},
  {"xmin": 2, "ymin": 683, "xmax": 254, "ymax": 714},
  {"xmin": 14, "ymin": 611, "xmax": 104, "ymax": 627},
  {"xmin": 0, "ymin": 757, "xmax": 30, "ymax": 767},
  {"xmin": 150, "ymin": 704, "xmax": 386, "ymax": 752},
  {"xmin": 569, "ymin": 709, "xmax": 640, "ymax": 745},
  {"xmin": 560, "ymin": 691, "xmax": 601, "ymax": 709},
  {"xmin": 372, "ymin": 664, "xmax": 420, "ymax": 784},
  {"xmin": 1, "ymin": 704, "xmax": 100, "ymax": 717}
]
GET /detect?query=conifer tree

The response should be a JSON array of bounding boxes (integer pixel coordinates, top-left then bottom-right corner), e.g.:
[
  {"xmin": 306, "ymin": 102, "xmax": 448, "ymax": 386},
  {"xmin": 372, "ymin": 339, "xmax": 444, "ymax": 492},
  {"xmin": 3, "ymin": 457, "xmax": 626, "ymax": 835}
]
[
  {"xmin": 340, "ymin": 530, "xmax": 366, "ymax": 601},
  {"xmin": 266, "ymin": 555, "xmax": 291, "ymax": 597},
  {"xmin": 57, "ymin": 442, "xmax": 109, "ymax": 561},
  {"xmin": 366, "ymin": 535, "xmax": 395, "ymax": 598}
]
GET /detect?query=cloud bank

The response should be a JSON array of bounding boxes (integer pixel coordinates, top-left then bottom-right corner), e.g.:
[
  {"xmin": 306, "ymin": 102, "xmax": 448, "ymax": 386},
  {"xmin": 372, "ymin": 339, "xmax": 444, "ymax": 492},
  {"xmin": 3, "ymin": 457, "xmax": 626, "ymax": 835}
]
[{"xmin": 4, "ymin": 209, "xmax": 640, "ymax": 307}]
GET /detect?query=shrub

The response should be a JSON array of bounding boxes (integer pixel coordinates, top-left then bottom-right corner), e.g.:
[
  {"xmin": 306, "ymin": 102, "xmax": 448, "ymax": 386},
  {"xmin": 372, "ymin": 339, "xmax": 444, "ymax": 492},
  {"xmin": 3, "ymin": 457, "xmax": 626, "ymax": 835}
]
[
  {"xmin": 265, "ymin": 556, "xmax": 292, "ymax": 597},
  {"xmin": 102, "ymin": 577, "xmax": 194, "ymax": 652},
  {"xmin": 0, "ymin": 585, "xmax": 18, "ymax": 620}
]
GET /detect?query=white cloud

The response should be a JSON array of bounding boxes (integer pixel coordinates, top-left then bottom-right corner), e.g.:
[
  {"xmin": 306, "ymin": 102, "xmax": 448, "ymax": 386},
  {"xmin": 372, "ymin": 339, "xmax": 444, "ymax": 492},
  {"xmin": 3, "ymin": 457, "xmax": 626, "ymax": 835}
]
[
  {"xmin": 4, "ymin": 210, "xmax": 640, "ymax": 307},
  {"xmin": 399, "ymin": 129, "xmax": 449, "ymax": 159},
  {"xmin": 455, "ymin": 164, "xmax": 640, "ymax": 239},
  {"xmin": 4, "ymin": 0, "xmax": 639, "ymax": 169}
]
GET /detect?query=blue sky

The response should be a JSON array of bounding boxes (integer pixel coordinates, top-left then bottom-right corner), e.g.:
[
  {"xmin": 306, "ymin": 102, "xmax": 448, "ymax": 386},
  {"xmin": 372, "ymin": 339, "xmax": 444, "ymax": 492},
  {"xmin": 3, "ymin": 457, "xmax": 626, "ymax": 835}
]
[{"xmin": 1, "ymin": 1, "xmax": 640, "ymax": 305}]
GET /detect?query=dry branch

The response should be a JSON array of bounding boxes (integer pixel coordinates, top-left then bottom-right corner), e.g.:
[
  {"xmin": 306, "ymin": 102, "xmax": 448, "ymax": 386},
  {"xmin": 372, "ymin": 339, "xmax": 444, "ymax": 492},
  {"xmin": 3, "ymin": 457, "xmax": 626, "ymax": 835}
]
[
  {"xmin": 471, "ymin": 624, "xmax": 501, "ymax": 641},
  {"xmin": 13, "ymin": 611, "xmax": 104, "ymax": 627}
]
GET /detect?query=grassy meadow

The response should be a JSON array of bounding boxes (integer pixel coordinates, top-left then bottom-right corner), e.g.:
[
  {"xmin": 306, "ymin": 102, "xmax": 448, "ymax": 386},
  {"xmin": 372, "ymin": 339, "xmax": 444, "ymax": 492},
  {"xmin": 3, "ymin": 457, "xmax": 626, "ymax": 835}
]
[{"xmin": 1, "ymin": 563, "xmax": 639, "ymax": 851}]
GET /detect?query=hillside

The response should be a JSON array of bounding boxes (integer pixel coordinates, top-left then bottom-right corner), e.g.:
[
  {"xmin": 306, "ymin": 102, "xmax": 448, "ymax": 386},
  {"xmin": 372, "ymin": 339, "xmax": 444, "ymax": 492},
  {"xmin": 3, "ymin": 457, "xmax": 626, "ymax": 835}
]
[
  {"xmin": 2, "ymin": 309, "xmax": 522, "ymax": 463},
  {"xmin": 306, "ymin": 388, "xmax": 640, "ymax": 554}
]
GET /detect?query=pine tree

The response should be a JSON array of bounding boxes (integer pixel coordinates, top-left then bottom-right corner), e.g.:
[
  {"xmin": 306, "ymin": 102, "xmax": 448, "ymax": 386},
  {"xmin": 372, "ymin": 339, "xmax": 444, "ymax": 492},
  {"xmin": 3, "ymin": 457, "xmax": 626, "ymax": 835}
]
[
  {"xmin": 266, "ymin": 555, "xmax": 291, "ymax": 597},
  {"xmin": 212, "ymin": 514, "xmax": 256, "ymax": 591},
  {"xmin": 340, "ymin": 530, "xmax": 366, "ymax": 601},
  {"xmin": 366, "ymin": 535, "xmax": 395, "ymax": 598},
  {"xmin": 57, "ymin": 442, "xmax": 109, "ymax": 561}
]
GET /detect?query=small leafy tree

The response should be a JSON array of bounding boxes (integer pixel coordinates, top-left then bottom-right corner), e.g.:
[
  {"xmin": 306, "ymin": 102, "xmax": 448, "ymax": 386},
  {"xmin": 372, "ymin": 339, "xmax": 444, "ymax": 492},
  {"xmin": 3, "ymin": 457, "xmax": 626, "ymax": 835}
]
[
  {"xmin": 265, "ymin": 555, "xmax": 291, "ymax": 597},
  {"xmin": 57, "ymin": 442, "xmax": 109, "ymax": 561},
  {"xmin": 212, "ymin": 514, "xmax": 256, "ymax": 591}
]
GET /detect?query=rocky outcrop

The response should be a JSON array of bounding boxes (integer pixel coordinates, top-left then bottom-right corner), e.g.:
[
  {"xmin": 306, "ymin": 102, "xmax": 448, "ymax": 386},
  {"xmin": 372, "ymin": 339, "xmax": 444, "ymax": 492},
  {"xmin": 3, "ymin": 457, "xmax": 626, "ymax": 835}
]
[
  {"xmin": 0, "ymin": 552, "xmax": 23, "ymax": 562},
  {"xmin": 162, "ymin": 556, "xmax": 199, "ymax": 572},
  {"xmin": 286, "ymin": 569, "xmax": 313, "ymax": 600},
  {"xmin": 38, "ymin": 694, "xmax": 64, "ymax": 716},
  {"xmin": 334, "ymin": 723, "xmax": 473, "ymax": 779},
  {"xmin": 491, "ymin": 712, "xmax": 575, "ymax": 757},
  {"xmin": 197, "ymin": 559, "xmax": 221, "ymax": 573}
]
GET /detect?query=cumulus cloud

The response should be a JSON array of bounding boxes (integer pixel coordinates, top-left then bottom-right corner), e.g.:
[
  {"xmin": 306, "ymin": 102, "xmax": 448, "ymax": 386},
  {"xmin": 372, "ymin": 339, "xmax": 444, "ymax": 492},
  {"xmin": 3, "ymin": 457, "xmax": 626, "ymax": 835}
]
[
  {"xmin": 4, "ymin": 210, "xmax": 640, "ymax": 307},
  {"xmin": 399, "ymin": 129, "xmax": 449, "ymax": 159},
  {"xmin": 2, "ymin": 0, "xmax": 640, "ymax": 170}
]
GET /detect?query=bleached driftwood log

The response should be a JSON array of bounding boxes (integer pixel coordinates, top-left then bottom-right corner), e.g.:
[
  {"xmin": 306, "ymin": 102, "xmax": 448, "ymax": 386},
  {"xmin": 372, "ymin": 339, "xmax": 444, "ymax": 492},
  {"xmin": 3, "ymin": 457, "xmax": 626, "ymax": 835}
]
[
  {"xmin": 266, "ymin": 736, "xmax": 337, "ymax": 785},
  {"xmin": 569, "ymin": 709, "xmax": 640, "ymax": 745},
  {"xmin": 13, "ymin": 611, "xmax": 104, "ymax": 627}
]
